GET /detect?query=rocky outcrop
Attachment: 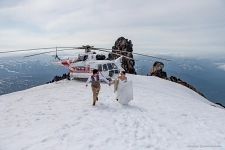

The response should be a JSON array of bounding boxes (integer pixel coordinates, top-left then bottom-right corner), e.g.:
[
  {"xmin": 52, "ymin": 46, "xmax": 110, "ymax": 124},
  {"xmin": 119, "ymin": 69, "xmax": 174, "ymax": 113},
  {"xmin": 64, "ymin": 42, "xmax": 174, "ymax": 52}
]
[
  {"xmin": 215, "ymin": 103, "xmax": 225, "ymax": 109},
  {"xmin": 47, "ymin": 73, "xmax": 70, "ymax": 83},
  {"xmin": 149, "ymin": 61, "xmax": 206, "ymax": 98},
  {"xmin": 109, "ymin": 37, "xmax": 136, "ymax": 74},
  {"xmin": 150, "ymin": 61, "xmax": 167, "ymax": 79}
]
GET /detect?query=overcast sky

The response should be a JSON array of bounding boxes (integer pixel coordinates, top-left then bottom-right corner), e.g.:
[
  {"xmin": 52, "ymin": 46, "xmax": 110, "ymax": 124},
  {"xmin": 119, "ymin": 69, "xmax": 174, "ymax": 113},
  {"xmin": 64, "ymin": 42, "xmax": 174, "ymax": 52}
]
[{"xmin": 0, "ymin": 0, "xmax": 225, "ymax": 56}]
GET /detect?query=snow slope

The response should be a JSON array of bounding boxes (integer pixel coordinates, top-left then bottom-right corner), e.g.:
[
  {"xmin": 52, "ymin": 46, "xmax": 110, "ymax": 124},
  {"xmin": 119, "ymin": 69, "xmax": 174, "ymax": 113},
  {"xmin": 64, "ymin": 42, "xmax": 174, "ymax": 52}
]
[{"xmin": 0, "ymin": 75, "xmax": 225, "ymax": 150}]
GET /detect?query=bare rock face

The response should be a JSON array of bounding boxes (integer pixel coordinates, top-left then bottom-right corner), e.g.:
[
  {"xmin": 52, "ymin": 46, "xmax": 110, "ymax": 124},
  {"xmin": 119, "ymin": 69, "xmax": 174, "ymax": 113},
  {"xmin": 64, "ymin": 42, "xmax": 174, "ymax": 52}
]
[
  {"xmin": 109, "ymin": 37, "xmax": 136, "ymax": 74},
  {"xmin": 149, "ymin": 61, "xmax": 206, "ymax": 98}
]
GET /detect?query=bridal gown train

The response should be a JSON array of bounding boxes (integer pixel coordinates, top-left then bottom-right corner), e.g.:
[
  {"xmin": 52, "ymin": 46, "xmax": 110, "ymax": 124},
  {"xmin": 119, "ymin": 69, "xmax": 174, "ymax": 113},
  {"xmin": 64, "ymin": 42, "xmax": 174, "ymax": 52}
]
[{"xmin": 116, "ymin": 80, "xmax": 133, "ymax": 105}]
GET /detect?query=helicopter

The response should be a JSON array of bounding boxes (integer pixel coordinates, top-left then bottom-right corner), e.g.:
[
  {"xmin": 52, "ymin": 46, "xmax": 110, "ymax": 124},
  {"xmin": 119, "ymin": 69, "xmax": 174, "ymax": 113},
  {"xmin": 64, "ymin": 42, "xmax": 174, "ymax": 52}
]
[
  {"xmin": 0, "ymin": 45, "xmax": 171, "ymax": 79},
  {"xmin": 57, "ymin": 49, "xmax": 123, "ymax": 79},
  {"xmin": 51, "ymin": 45, "xmax": 128, "ymax": 79}
]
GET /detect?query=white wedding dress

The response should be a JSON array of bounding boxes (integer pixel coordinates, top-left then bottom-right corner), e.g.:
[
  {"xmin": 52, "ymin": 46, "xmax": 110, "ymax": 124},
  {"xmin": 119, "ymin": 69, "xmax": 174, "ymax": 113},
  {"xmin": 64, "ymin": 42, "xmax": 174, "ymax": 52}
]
[{"xmin": 116, "ymin": 79, "xmax": 133, "ymax": 105}]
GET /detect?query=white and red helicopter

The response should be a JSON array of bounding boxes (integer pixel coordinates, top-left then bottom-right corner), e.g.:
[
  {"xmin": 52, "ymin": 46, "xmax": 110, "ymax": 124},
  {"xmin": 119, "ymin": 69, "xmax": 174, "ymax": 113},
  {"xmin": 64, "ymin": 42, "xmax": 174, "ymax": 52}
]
[
  {"xmin": 20, "ymin": 45, "xmax": 130, "ymax": 79},
  {"xmin": 0, "ymin": 45, "xmax": 170, "ymax": 79},
  {"xmin": 58, "ymin": 45, "xmax": 124, "ymax": 79}
]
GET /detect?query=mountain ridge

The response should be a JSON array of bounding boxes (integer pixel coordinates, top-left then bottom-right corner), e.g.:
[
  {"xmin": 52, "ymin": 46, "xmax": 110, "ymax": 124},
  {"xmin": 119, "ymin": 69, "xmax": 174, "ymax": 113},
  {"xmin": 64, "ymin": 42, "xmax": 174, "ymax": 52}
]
[{"xmin": 0, "ymin": 74, "xmax": 224, "ymax": 150}]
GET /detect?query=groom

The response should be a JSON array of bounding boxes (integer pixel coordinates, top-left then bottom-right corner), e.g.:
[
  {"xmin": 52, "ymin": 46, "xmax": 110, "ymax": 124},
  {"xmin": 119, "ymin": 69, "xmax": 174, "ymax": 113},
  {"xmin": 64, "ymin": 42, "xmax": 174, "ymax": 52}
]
[{"xmin": 86, "ymin": 69, "xmax": 110, "ymax": 106}]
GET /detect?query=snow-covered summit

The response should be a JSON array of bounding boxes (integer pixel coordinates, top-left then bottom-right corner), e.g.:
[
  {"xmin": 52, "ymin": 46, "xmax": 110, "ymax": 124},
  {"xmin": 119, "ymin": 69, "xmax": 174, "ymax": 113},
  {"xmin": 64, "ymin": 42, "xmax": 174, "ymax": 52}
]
[{"xmin": 0, "ymin": 75, "xmax": 225, "ymax": 150}]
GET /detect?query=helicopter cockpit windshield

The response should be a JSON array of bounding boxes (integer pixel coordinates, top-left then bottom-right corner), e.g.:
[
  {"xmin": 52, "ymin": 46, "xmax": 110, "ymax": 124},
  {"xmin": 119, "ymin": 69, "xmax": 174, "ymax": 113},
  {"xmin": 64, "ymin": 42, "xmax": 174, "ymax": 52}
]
[{"xmin": 77, "ymin": 54, "xmax": 88, "ymax": 61}]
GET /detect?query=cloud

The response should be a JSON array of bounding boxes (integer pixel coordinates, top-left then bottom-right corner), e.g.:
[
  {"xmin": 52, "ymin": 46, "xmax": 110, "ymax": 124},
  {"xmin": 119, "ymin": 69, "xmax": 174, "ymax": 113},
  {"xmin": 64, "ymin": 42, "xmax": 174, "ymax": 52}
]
[
  {"xmin": 0, "ymin": 0, "xmax": 225, "ymax": 56},
  {"xmin": 215, "ymin": 63, "xmax": 225, "ymax": 72}
]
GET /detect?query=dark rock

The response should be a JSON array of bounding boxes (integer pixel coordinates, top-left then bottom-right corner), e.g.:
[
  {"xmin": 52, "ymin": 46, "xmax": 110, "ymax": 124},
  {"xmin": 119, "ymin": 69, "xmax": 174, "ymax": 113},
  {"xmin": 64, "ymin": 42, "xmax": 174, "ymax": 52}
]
[
  {"xmin": 47, "ymin": 73, "xmax": 70, "ymax": 83},
  {"xmin": 170, "ymin": 76, "xmax": 178, "ymax": 82},
  {"xmin": 149, "ymin": 61, "xmax": 167, "ymax": 79},
  {"xmin": 109, "ymin": 37, "xmax": 136, "ymax": 74},
  {"xmin": 150, "ymin": 61, "xmax": 206, "ymax": 98},
  {"xmin": 215, "ymin": 103, "xmax": 225, "ymax": 109}
]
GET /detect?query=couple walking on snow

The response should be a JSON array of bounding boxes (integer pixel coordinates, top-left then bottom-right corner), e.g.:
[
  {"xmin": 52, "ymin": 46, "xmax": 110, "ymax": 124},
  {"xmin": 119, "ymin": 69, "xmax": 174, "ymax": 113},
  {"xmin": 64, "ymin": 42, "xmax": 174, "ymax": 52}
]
[{"xmin": 86, "ymin": 69, "xmax": 133, "ymax": 106}]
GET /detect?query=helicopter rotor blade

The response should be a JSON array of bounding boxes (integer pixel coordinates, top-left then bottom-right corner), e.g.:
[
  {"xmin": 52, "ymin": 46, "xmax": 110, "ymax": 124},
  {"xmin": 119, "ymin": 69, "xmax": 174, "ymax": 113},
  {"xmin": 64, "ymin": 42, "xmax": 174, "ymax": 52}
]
[
  {"xmin": 24, "ymin": 48, "xmax": 76, "ymax": 58},
  {"xmin": 94, "ymin": 49, "xmax": 134, "ymax": 60},
  {"xmin": 132, "ymin": 52, "xmax": 171, "ymax": 61},
  {"xmin": 0, "ymin": 47, "xmax": 57, "ymax": 54},
  {"xmin": 111, "ymin": 52, "xmax": 134, "ymax": 60},
  {"xmin": 24, "ymin": 50, "xmax": 57, "ymax": 57},
  {"xmin": 93, "ymin": 48, "xmax": 171, "ymax": 61},
  {"xmin": 93, "ymin": 47, "xmax": 112, "ymax": 50},
  {"xmin": 96, "ymin": 49, "xmax": 169, "ymax": 62},
  {"xmin": 1, "ymin": 45, "xmax": 171, "ymax": 62},
  {"xmin": 56, "ymin": 46, "xmax": 84, "ymax": 49},
  {"xmin": 0, "ymin": 46, "xmax": 89, "ymax": 55}
]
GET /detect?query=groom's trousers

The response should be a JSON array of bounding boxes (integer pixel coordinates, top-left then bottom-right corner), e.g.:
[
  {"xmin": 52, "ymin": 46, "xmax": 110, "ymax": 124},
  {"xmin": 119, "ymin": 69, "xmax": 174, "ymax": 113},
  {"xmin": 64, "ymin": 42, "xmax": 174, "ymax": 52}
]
[{"xmin": 91, "ymin": 86, "xmax": 101, "ymax": 106}]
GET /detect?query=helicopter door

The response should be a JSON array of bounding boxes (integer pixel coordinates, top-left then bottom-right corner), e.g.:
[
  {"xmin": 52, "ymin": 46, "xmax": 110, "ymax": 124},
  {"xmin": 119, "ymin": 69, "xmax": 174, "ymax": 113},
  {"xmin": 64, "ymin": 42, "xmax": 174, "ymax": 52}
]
[
  {"xmin": 102, "ymin": 64, "xmax": 108, "ymax": 71},
  {"xmin": 101, "ymin": 64, "xmax": 109, "ymax": 77},
  {"xmin": 98, "ymin": 64, "xmax": 102, "ymax": 71},
  {"xmin": 107, "ymin": 63, "xmax": 113, "ymax": 70},
  {"xmin": 107, "ymin": 63, "xmax": 114, "ymax": 77}
]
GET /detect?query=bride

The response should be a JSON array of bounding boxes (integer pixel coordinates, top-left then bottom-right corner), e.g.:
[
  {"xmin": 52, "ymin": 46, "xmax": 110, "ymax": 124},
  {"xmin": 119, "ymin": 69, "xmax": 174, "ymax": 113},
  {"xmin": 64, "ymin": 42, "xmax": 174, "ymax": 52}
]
[{"xmin": 113, "ymin": 71, "xmax": 133, "ymax": 105}]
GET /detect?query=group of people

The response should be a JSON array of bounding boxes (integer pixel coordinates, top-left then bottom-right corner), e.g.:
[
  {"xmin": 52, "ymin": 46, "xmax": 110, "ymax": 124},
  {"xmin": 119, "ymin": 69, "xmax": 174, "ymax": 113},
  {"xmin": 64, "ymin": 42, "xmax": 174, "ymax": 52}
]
[{"xmin": 86, "ymin": 69, "xmax": 133, "ymax": 106}]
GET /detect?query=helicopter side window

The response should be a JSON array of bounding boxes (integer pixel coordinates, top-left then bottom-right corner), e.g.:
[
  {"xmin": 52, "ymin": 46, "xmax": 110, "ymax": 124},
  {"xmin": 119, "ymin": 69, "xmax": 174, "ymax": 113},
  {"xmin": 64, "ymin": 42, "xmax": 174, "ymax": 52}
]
[
  {"xmin": 107, "ymin": 63, "xmax": 113, "ymax": 70},
  {"xmin": 112, "ymin": 63, "xmax": 118, "ymax": 69},
  {"xmin": 103, "ymin": 64, "xmax": 108, "ymax": 71},
  {"xmin": 114, "ymin": 70, "xmax": 119, "ymax": 74},
  {"xmin": 98, "ymin": 64, "xmax": 102, "ymax": 71},
  {"xmin": 109, "ymin": 70, "xmax": 114, "ymax": 77}
]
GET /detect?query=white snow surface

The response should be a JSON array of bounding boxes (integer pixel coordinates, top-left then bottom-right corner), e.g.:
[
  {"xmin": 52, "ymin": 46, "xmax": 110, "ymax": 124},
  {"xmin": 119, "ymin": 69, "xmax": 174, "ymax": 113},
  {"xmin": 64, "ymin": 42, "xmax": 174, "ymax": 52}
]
[{"xmin": 0, "ymin": 75, "xmax": 225, "ymax": 150}]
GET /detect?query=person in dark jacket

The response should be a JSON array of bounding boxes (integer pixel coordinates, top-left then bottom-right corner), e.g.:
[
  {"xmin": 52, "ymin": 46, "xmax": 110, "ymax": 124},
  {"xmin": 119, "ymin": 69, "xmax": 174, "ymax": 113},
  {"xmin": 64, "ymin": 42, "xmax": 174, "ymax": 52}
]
[{"xmin": 86, "ymin": 69, "xmax": 110, "ymax": 106}]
